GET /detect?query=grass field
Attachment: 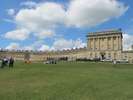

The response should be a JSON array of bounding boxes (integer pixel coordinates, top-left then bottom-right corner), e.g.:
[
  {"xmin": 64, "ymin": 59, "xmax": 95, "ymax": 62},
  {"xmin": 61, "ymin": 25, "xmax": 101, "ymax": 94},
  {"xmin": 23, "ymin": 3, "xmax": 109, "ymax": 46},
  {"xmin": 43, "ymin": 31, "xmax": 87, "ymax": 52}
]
[{"xmin": 0, "ymin": 61, "xmax": 133, "ymax": 100}]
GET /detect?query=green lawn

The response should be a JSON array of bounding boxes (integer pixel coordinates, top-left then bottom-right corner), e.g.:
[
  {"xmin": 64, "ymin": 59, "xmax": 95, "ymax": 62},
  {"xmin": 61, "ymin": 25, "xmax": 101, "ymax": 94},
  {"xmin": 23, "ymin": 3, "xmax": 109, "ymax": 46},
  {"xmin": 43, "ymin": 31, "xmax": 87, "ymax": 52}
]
[{"xmin": 0, "ymin": 61, "xmax": 133, "ymax": 100}]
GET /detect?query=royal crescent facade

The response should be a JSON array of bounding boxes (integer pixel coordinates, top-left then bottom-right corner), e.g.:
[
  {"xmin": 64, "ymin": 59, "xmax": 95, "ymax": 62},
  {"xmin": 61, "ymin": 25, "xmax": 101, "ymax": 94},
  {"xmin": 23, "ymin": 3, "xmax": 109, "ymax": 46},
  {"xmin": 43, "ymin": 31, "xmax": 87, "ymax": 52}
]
[{"xmin": 0, "ymin": 29, "xmax": 133, "ymax": 63}]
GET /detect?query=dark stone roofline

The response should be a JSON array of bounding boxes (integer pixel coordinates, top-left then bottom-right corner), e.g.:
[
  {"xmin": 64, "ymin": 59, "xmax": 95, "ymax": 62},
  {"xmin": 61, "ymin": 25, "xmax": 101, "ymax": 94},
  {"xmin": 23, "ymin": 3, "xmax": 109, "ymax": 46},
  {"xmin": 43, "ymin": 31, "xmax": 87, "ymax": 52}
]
[
  {"xmin": 122, "ymin": 50, "xmax": 133, "ymax": 53},
  {"xmin": 87, "ymin": 28, "xmax": 123, "ymax": 37}
]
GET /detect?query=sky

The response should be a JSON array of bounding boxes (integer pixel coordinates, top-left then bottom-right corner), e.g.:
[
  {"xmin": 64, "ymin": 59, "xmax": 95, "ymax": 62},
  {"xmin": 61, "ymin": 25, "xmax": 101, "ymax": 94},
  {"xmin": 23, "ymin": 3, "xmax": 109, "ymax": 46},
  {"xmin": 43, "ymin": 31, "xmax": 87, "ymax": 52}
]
[{"xmin": 0, "ymin": 0, "xmax": 133, "ymax": 51}]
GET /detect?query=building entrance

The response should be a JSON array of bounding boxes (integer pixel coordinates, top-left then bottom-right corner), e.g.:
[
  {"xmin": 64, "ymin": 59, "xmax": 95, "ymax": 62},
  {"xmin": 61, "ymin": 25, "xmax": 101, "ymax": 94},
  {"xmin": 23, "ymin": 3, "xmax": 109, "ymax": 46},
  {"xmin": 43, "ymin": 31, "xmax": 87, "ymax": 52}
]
[{"xmin": 100, "ymin": 52, "xmax": 106, "ymax": 60}]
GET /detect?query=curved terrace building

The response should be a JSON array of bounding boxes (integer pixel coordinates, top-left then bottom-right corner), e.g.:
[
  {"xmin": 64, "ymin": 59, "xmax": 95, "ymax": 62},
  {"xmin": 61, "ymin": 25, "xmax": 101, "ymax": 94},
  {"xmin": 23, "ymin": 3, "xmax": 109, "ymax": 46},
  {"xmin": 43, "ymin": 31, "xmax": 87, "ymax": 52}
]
[{"xmin": 0, "ymin": 29, "xmax": 133, "ymax": 63}]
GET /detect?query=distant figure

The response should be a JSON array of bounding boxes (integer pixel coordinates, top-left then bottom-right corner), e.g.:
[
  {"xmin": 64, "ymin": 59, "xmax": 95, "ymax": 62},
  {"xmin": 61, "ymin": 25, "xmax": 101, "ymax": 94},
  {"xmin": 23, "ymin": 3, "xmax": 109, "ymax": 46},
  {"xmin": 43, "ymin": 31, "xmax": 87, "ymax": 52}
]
[
  {"xmin": 113, "ymin": 60, "xmax": 117, "ymax": 67},
  {"xmin": 113, "ymin": 60, "xmax": 116, "ymax": 64},
  {"xmin": 4, "ymin": 57, "xmax": 8, "ymax": 66},
  {"xmin": 9, "ymin": 57, "xmax": 14, "ymax": 68},
  {"xmin": 1, "ymin": 58, "xmax": 5, "ymax": 68}
]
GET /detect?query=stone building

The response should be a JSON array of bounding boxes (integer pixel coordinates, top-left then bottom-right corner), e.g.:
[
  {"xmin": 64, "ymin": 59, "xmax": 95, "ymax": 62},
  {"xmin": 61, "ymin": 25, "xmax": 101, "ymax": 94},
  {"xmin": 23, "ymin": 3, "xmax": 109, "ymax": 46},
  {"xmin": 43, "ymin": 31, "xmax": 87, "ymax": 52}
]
[
  {"xmin": 86, "ymin": 29, "xmax": 123, "ymax": 60},
  {"xmin": 0, "ymin": 29, "xmax": 133, "ymax": 63},
  {"xmin": 85, "ymin": 29, "xmax": 133, "ymax": 63},
  {"xmin": 41, "ymin": 29, "xmax": 133, "ymax": 63}
]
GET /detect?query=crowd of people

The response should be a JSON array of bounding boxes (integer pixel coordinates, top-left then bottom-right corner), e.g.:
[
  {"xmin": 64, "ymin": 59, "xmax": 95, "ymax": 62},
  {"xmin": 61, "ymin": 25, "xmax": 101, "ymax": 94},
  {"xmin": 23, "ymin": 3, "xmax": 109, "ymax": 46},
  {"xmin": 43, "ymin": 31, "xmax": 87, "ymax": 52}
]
[{"xmin": 0, "ymin": 57, "xmax": 14, "ymax": 68}]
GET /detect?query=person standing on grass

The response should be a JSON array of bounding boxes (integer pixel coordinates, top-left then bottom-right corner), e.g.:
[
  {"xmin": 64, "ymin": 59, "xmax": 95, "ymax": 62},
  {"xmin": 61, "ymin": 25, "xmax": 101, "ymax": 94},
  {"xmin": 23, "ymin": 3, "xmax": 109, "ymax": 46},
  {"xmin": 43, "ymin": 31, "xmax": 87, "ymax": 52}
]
[
  {"xmin": 112, "ymin": 59, "xmax": 117, "ymax": 67},
  {"xmin": 113, "ymin": 60, "xmax": 116, "ymax": 64},
  {"xmin": 9, "ymin": 57, "xmax": 14, "ymax": 68},
  {"xmin": 1, "ymin": 57, "xmax": 5, "ymax": 68}
]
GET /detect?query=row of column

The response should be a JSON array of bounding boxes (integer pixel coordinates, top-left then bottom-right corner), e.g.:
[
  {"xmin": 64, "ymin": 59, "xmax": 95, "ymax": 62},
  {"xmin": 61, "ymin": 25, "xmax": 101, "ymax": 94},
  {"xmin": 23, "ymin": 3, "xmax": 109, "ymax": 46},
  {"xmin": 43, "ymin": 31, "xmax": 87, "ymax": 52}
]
[{"xmin": 88, "ymin": 36, "xmax": 122, "ymax": 51}]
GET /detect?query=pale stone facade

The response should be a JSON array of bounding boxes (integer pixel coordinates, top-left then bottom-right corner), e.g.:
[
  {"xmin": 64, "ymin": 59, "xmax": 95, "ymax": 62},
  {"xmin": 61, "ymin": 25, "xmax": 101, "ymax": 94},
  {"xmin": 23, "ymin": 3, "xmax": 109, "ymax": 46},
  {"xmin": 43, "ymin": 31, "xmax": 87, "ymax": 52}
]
[
  {"xmin": 44, "ymin": 29, "xmax": 133, "ymax": 63},
  {"xmin": 85, "ymin": 29, "xmax": 133, "ymax": 63},
  {"xmin": 86, "ymin": 29, "xmax": 123, "ymax": 60},
  {"xmin": 0, "ymin": 29, "xmax": 133, "ymax": 63}
]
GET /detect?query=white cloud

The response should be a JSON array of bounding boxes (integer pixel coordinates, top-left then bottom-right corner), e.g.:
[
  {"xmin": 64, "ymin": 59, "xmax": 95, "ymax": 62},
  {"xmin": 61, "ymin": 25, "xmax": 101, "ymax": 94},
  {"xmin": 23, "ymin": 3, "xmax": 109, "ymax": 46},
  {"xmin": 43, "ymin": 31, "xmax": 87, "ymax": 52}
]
[
  {"xmin": 7, "ymin": 9, "xmax": 15, "ymax": 16},
  {"xmin": 15, "ymin": 38, "xmax": 86, "ymax": 51},
  {"xmin": 15, "ymin": 2, "xmax": 66, "ymax": 39},
  {"xmin": 34, "ymin": 30, "xmax": 55, "ymax": 39},
  {"xmin": 20, "ymin": 1, "xmax": 37, "ymax": 8},
  {"xmin": 6, "ymin": 43, "xmax": 20, "ymax": 50},
  {"xmin": 66, "ymin": 0, "xmax": 128, "ymax": 27},
  {"xmin": 73, "ymin": 39, "xmax": 87, "ymax": 49},
  {"xmin": 123, "ymin": 34, "xmax": 133, "ymax": 50},
  {"xmin": 39, "ymin": 45, "xmax": 50, "ymax": 51},
  {"xmin": 16, "ymin": 0, "xmax": 128, "ymax": 30},
  {"xmin": 20, "ymin": 40, "xmax": 50, "ymax": 51},
  {"xmin": 5, "ymin": 33, "xmax": 133, "ymax": 51},
  {"xmin": 51, "ymin": 38, "xmax": 86, "ymax": 50},
  {"xmin": 23, "ymin": 46, "xmax": 33, "ymax": 51},
  {"xmin": 4, "ymin": 0, "xmax": 128, "ymax": 45},
  {"xmin": 9, "ymin": 0, "xmax": 127, "ymax": 40},
  {"xmin": 5, "ymin": 29, "xmax": 30, "ymax": 41},
  {"xmin": 52, "ymin": 38, "xmax": 73, "ymax": 50},
  {"xmin": 22, "ymin": 40, "xmax": 45, "ymax": 51}
]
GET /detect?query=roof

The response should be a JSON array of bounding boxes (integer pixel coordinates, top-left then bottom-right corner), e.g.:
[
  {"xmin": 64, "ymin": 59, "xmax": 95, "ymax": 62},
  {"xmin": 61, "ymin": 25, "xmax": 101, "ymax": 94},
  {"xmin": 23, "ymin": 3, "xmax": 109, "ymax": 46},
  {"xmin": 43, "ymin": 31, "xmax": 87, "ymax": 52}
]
[
  {"xmin": 87, "ymin": 29, "xmax": 123, "ymax": 37},
  {"xmin": 122, "ymin": 50, "xmax": 133, "ymax": 53}
]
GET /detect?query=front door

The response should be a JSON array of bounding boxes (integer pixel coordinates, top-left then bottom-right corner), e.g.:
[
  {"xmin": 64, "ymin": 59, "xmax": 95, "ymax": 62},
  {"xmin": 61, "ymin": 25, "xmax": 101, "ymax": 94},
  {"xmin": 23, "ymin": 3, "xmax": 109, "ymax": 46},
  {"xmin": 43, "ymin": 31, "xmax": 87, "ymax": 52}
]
[{"xmin": 100, "ymin": 52, "xmax": 106, "ymax": 60}]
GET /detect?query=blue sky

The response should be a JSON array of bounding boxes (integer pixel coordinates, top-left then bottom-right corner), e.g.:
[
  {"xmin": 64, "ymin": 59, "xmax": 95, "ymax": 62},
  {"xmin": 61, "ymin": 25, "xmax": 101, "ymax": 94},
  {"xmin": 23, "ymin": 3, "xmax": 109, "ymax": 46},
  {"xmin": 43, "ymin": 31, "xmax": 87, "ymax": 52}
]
[{"xmin": 0, "ymin": 0, "xmax": 133, "ymax": 51}]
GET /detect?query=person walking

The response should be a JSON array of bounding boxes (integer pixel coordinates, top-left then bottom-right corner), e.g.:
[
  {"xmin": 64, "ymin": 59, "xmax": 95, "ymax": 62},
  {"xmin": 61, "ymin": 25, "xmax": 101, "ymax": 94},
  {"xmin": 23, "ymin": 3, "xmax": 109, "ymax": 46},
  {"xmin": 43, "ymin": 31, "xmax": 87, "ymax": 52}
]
[{"xmin": 9, "ymin": 57, "xmax": 14, "ymax": 68}]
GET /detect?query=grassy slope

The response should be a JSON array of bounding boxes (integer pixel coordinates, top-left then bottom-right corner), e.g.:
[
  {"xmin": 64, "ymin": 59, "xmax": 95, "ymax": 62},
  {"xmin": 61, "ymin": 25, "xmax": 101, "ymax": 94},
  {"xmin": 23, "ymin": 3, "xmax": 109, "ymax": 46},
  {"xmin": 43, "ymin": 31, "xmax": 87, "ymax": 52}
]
[{"xmin": 0, "ymin": 62, "xmax": 133, "ymax": 100}]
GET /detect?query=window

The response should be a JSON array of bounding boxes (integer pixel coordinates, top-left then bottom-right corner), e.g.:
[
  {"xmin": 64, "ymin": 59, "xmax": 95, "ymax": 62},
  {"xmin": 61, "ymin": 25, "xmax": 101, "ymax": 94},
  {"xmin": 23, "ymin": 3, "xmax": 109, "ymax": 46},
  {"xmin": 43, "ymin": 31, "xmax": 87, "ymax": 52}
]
[
  {"xmin": 108, "ymin": 53, "xmax": 111, "ymax": 58},
  {"xmin": 108, "ymin": 37, "xmax": 111, "ymax": 40},
  {"xmin": 124, "ymin": 54, "xmax": 127, "ymax": 59}
]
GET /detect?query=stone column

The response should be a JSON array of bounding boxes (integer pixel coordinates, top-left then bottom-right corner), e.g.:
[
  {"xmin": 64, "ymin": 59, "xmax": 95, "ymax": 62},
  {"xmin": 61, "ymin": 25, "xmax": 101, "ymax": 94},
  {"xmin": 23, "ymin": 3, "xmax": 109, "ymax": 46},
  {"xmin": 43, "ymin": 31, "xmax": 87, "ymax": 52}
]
[
  {"xmin": 87, "ymin": 39, "xmax": 89, "ymax": 49},
  {"xmin": 107, "ymin": 37, "xmax": 111, "ymax": 50},
  {"xmin": 112, "ymin": 37, "xmax": 114, "ymax": 50},
  {"xmin": 88, "ymin": 38, "xmax": 91, "ymax": 50},
  {"xmin": 117, "ymin": 36, "xmax": 120, "ymax": 50},
  {"xmin": 93, "ymin": 38, "xmax": 95, "ymax": 50},
  {"xmin": 106, "ymin": 37, "xmax": 109, "ymax": 50},
  {"xmin": 94, "ymin": 38, "xmax": 96, "ymax": 51},
  {"xmin": 119, "ymin": 36, "xmax": 122, "ymax": 50},
  {"xmin": 118, "ymin": 36, "xmax": 119, "ymax": 50},
  {"xmin": 98, "ymin": 37, "xmax": 100, "ymax": 50}
]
